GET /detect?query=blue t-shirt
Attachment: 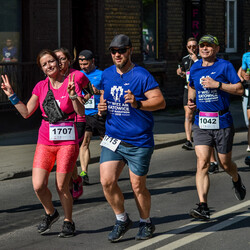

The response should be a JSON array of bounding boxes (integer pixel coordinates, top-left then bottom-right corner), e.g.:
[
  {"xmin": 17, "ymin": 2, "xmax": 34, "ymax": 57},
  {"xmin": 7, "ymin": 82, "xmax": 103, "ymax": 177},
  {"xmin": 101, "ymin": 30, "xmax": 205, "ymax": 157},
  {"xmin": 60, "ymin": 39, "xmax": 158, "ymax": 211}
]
[
  {"xmin": 189, "ymin": 58, "xmax": 240, "ymax": 128},
  {"xmin": 242, "ymin": 52, "xmax": 250, "ymax": 71},
  {"xmin": 100, "ymin": 64, "xmax": 159, "ymax": 147},
  {"xmin": 2, "ymin": 47, "xmax": 17, "ymax": 62},
  {"xmin": 81, "ymin": 68, "xmax": 103, "ymax": 116}
]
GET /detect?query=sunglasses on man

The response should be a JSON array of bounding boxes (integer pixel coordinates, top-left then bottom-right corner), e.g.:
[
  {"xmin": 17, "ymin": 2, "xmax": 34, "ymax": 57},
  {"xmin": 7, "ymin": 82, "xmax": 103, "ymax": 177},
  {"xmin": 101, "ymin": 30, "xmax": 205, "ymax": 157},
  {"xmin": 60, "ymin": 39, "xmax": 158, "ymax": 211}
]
[
  {"xmin": 110, "ymin": 48, "xmax": 129, "ymax": 55},
  {"xmin": 199, "ymin": 43, "xmax": 214, "ymax": 48},
  {"xmin": 187, "ymin": 45, "xmax": 197, "ymax": 49}
]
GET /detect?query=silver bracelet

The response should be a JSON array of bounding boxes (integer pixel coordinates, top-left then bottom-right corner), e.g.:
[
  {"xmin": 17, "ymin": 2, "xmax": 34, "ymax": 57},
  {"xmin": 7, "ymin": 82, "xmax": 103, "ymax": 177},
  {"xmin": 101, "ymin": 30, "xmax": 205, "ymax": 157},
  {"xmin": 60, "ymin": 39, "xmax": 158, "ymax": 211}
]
[{"xmin": 69, "ymin": 93, "xmax": 78, "ymax": 100}]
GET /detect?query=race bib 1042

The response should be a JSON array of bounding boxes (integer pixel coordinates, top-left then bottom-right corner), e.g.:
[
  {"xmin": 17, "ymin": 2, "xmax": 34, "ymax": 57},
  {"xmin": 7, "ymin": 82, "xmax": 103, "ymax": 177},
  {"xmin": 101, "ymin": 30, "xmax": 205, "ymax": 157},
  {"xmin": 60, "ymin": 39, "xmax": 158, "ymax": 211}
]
[{"xmin": 199, "ymin": 111, "xmax": 219, "ymax": 129}]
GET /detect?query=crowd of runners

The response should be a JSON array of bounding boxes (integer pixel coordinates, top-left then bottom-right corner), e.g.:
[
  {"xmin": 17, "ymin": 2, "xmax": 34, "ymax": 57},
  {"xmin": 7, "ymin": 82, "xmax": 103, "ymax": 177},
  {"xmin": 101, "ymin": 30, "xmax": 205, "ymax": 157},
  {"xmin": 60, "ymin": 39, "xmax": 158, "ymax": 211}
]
[{"xmin": 1, "ymin": 33, "xmax": 249, "ymax": 242}]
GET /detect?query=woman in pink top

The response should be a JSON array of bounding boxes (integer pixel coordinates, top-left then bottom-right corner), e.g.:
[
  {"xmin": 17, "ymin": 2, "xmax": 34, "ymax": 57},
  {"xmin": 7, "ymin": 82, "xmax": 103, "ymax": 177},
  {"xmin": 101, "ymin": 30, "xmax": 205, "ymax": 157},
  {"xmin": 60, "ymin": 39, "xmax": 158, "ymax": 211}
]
[
  {"xmin": 54, "ymin": 48, "xmax": 90, "ymax": 200},
  {"xmin": 1, "ymin": 49, "xmax": 85, "ymax": 238}
]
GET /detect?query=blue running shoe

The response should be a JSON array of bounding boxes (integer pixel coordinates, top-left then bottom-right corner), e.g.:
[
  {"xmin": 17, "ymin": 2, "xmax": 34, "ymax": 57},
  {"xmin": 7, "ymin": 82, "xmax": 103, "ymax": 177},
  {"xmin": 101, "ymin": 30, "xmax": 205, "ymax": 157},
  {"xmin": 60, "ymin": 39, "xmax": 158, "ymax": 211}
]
[
  {"xmin": 135, "ymin": 221, "xmax": 155, "ymax": 240},
  {"xmin": 108, "ymin": 215, "xmax": 133, "ymax": 242}
]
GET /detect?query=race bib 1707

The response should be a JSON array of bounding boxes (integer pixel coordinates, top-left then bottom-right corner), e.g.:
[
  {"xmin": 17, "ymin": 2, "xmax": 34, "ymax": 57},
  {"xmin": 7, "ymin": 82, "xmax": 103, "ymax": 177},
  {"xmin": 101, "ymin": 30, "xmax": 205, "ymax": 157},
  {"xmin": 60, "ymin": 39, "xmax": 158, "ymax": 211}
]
[{"xmin": 49, "ymin": 121, "xmax": 75, "ymax": 141}]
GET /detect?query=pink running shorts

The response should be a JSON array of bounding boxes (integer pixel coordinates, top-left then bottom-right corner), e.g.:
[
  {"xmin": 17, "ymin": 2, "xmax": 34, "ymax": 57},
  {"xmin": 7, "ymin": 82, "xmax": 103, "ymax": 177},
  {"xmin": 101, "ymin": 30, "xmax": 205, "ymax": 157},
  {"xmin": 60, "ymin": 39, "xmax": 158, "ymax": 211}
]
[{"xmin": 33, "ymin": 143, "xmax": 79, "ymax": 173}]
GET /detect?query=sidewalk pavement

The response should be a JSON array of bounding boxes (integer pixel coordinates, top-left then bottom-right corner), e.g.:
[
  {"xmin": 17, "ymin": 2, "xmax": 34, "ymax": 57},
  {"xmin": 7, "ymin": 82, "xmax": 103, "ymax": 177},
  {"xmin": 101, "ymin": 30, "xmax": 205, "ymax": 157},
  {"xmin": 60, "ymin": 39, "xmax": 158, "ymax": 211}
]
[{"xmin": 0, "ymin": 100, "xmax": 246, "ymax": 181}]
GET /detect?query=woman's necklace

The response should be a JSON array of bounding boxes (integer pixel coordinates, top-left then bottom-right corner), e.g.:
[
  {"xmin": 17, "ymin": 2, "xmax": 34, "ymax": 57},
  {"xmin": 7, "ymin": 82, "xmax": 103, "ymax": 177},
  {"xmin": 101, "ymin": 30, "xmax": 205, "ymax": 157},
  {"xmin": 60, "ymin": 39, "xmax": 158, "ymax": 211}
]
[
  {"xmin": 49, "ymin": 76, "xmax": 65, "ymax": 89},
  {"xmin": 62, "ymin": 67, "xmax": 69, "ymax": 77}
]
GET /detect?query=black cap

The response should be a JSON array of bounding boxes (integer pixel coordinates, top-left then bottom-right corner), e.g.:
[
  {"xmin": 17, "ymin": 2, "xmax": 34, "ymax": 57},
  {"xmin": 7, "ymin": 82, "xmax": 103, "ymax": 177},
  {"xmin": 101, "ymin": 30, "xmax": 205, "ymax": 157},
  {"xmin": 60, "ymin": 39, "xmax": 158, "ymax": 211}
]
[
  {"xmin": 109, "ymin": 34, "xmax": 132, "ymax": 49},
  {"xmin": 78, "ymin": 50, "xmax": 94, "ymax": 60}
]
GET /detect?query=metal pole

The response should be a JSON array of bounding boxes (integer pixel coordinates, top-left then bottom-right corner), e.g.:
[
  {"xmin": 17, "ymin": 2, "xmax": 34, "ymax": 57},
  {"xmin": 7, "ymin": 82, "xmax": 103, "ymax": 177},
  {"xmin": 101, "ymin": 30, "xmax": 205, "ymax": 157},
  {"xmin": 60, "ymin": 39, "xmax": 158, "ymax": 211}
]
[{"xmin": 57, "ymin": 0, "xmax": 61, "ymax": 48}]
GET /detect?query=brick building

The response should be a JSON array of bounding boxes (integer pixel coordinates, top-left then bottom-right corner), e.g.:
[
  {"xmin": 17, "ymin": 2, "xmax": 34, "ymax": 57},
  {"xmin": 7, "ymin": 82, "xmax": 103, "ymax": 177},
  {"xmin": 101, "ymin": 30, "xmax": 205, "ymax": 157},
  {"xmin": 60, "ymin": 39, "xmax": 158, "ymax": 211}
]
[{"xmin": 1, "ymin": 0, "xmax": 250, "ymax": 132}]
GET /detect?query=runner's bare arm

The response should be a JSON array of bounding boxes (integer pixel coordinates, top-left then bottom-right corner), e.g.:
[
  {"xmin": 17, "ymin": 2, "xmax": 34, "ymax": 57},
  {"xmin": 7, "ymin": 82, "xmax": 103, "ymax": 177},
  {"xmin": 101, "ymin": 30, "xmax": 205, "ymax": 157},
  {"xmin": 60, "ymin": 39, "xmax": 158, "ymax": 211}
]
[
  {"xmin": 125, "ymin": 87, "xmax": 165, "ymax": 111},
  {"xmin": 201, "ymin": 76, "xmax": 244, "ymax": 96},
  {"xmin": 188, "ymin": 85, "xmax": 196, "ymax": 111}
]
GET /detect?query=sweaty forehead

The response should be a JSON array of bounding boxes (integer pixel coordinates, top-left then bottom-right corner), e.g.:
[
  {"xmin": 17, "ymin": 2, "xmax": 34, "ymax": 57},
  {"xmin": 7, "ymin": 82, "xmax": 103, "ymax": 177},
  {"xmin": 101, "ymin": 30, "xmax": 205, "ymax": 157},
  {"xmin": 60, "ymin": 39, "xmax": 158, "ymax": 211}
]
[
  {"xmin": 187, "ymin": 41, "xmax": 197, "ymax": 46},
  {"xmin": 55, "ymin": 51, "xmax": 64, "ymax": 57}
]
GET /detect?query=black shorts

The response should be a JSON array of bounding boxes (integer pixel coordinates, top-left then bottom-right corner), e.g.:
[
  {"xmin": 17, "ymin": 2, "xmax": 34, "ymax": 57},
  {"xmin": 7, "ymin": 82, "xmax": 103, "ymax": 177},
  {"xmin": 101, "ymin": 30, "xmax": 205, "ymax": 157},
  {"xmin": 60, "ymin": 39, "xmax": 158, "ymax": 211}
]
[
  {"xmin": 183, "ymin": 88, "xmax": 196, "ymax": 106},
  {"xmin": 192, "ymin": 124, "xmax": 235, "ymax": 154},
  {"xmin": 75, "ymin": 122, "xmax": 86, "ymax": 146},
  {"xmin": 85, "ymin": 114, "xmax": 106, "ymax": 137},
  {"xmin": 183, "ymin": 88, "xmax": 188, "ymax": 106}
]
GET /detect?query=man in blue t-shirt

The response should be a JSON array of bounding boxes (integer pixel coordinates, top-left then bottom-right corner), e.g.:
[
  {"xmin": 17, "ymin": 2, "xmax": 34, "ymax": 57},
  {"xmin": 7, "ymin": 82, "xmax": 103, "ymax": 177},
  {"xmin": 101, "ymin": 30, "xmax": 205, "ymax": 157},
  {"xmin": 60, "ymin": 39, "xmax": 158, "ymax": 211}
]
[
  {"xmin": 2, "ymin": 38, "xmax": 17, "ymax": 63},
  {"xmin": 241, "ymin": 36, "xmax": 250, "ymax": 76},
  {"xmin": 188, "ymin": 34, "xmax": 246, "ymax": 221},
  {"xmin": 98, "ymin": 34, "xmax": 165, "ymax": 242},
  {"xmin": 78, "ymin": 50, "xmax": 104, "ymax": 185}
]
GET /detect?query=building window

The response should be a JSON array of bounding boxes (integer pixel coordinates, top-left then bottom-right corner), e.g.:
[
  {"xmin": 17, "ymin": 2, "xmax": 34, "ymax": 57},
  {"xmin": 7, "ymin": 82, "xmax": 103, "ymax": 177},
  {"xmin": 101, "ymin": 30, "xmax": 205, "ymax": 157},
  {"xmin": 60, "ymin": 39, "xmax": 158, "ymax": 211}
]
[
  {"xmin": 225, "ymin": 0, "xmax": 237, "ymax": 53},
  {"xmin": 0, "ymin": 0, "xmax": 21, "ymax": 63},
  {"xmin": 142, "ymin": 0, "xmax": 158, "ymax": 61}
]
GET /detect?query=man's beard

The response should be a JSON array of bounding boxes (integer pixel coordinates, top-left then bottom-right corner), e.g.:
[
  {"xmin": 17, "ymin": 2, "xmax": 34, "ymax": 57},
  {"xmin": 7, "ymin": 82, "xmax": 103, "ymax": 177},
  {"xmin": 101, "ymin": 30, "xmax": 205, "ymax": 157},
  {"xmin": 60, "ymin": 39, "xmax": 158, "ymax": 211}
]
[{"xmin": 114, "ymin": 57, "xmax": 129, "ymax": 69}]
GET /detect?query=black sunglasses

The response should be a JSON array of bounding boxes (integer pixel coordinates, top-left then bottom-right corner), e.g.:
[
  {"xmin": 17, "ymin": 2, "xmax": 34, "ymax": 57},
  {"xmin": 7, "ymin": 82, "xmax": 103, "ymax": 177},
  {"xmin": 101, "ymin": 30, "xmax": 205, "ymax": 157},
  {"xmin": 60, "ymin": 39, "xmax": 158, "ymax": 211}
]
[
  {"xmin": 187, "ymin": 45, "xmax": 197, "ymax": 49},
  {"xmin": 110, "ymin": 48, "xmax": 128, "ymax": 55},
  {"xmin": 199, "ymin": 43, "xmax": 213, "ymax": 48}
]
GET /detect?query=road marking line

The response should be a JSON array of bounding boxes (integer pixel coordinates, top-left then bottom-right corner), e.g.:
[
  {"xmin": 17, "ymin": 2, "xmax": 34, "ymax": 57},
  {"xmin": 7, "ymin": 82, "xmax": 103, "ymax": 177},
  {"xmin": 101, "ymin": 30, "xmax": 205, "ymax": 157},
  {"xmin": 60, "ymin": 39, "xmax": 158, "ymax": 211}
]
[
  {"xmin": 124, "ymin": 200, "xmax": 250, "ymax": 250},
  {"xmin": 156, "ymin": 211, "xmax": 250, "ymax": 250}
]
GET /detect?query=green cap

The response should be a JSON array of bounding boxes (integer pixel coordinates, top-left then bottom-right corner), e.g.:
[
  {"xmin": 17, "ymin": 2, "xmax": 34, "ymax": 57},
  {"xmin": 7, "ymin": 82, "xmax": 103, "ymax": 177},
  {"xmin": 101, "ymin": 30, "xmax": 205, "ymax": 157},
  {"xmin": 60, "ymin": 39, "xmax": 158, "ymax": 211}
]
[{"xmin": 198, "ymin": 34, "xmax": 219, "ymax": 46}]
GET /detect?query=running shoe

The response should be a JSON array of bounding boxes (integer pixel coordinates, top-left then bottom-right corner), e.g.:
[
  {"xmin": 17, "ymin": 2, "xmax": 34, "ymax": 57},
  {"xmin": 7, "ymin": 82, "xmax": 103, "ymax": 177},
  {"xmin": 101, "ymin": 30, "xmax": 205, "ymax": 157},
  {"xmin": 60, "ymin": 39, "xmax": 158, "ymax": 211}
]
[
  {"xmin": 189, "ymin": 203, "xmax": 210, "ymax": 220},
  {"xmin": 182, "ymin": 140, "xmax": 193, "ymax": 150},
  {"xmin": 247, "ymin": 145, "xmax": 250, "ymax": 152},
  {"xmin": 135, "ymin": 221, "xmax": 155, "ymax": 240},
  {"xmin": 232, "ymin": 174, "xmax": 246, "ymax": 201},
  {"xmin": 108, "ymin": 215, "xmax": 133, "ymax": 242},
  {"xmin": 245, "ymin": 156, "xmax": 250, "ymax": 165},
  {"xmin": 72, "ymin": 175, "xmax": 83, "ymax": 200},
  {"xmin": 208, "ymin": 162, "xmax": 219, "ymax": 174},
  {"xmin": 58, "ymin": 221, "xmax": 76, "ymax": 238},
  {"xmin": 80, "ymin": 171, "xmax": 90, "ymax": 185},
  {"xmin": 37, "ymin": 209, "xmax": 60, "ymax": 234}
]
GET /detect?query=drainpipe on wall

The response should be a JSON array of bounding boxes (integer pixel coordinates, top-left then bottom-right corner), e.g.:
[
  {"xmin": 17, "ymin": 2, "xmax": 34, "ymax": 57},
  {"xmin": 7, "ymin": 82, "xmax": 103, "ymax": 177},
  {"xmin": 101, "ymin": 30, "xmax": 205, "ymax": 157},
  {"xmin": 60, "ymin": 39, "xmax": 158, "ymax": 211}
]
[{"xmin": 57, "ymin": 0, "xmax": 61, "ymax": 48}]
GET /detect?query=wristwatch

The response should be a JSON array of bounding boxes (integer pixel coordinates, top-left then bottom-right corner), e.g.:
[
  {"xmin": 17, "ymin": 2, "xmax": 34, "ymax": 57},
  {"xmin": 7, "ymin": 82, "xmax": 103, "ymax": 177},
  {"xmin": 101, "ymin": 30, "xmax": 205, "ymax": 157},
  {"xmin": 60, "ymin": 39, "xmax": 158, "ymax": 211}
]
[
  {"xmin": 217, "ymin": 82, "xmax": 222, "ymax": 89},
  {"xmin": 136, "ymin": 100, "xmax": 142, "ymax": 109},
  {"xmin": 69, "ymin": 93, "xmax": 78, "ymax": 100}
]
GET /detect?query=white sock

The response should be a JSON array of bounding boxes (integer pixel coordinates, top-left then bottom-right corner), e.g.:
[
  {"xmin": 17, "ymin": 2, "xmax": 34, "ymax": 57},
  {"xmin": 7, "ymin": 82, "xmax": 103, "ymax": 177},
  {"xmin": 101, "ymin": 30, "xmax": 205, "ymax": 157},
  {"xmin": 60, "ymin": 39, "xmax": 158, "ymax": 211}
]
[
  {"xmin": 140, "ymin": 217, "xmax": 151, "ymax": 223},
  {"xmin": 116, "ymin": 212, "xmax": 127, "ymax": 222}
]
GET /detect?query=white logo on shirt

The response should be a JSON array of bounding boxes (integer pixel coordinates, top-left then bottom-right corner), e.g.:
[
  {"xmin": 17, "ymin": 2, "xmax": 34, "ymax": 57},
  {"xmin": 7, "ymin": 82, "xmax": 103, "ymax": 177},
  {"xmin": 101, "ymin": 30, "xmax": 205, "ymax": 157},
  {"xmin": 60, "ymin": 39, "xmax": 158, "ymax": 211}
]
[
  {"xmin": 111, "ymin": 86, "xmax": 123, "ymax": 102},
  {"xmin": 211, "ymin": 72, "xmax": 216, "ymax": 74}
]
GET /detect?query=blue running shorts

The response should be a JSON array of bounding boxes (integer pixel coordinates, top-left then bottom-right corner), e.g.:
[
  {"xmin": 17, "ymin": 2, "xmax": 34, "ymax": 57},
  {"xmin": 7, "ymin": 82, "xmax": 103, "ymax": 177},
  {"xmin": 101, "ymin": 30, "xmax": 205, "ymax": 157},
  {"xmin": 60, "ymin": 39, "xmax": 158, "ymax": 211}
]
[{"xmin": 100, "ymin": 143, "xmax": 154, "ymax": 176}]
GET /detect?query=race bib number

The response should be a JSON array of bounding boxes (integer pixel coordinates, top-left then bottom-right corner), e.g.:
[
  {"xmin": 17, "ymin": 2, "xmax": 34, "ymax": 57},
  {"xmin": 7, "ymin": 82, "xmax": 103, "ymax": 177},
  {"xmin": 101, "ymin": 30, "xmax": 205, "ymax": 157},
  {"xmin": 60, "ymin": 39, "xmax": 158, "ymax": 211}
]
[
  {"xmin": 100, "ymin": 135, "xmax": 121, "ymax": 152},
  {"xmin": 49, "ymin": 122, "xmax": 75, "ymax": 141},
  {"xmin": 199, "ymin": 112, "xmax": 219, "ymax": 129},
  {"xmin": 84, "ymin": 96, "xmax": 95, "ymax": 109},
  {"xmin": 186, "ymin": 71, "xmax": 190, "ymax": 83}
]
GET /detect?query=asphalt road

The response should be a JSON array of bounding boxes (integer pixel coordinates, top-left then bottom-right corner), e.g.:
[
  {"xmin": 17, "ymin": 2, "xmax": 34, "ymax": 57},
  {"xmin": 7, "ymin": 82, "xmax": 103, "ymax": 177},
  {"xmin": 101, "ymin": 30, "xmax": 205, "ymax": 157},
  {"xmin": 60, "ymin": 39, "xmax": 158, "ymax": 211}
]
[{"xmin": 0, "ymin": 131, "xmax": 250, "ymax": 250}]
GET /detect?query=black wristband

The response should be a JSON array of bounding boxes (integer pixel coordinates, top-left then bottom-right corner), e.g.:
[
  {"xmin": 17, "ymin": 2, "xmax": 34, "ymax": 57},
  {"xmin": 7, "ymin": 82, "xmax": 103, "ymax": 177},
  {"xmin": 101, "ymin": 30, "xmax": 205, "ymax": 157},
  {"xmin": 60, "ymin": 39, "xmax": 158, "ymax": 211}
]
[
  {"xmin": 217, "ymin": 82, "xmax": 222, "ymax": 89},
  {"xmin": 136, "ymin": 100, "xmax": 142, "ymax": 109}
]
